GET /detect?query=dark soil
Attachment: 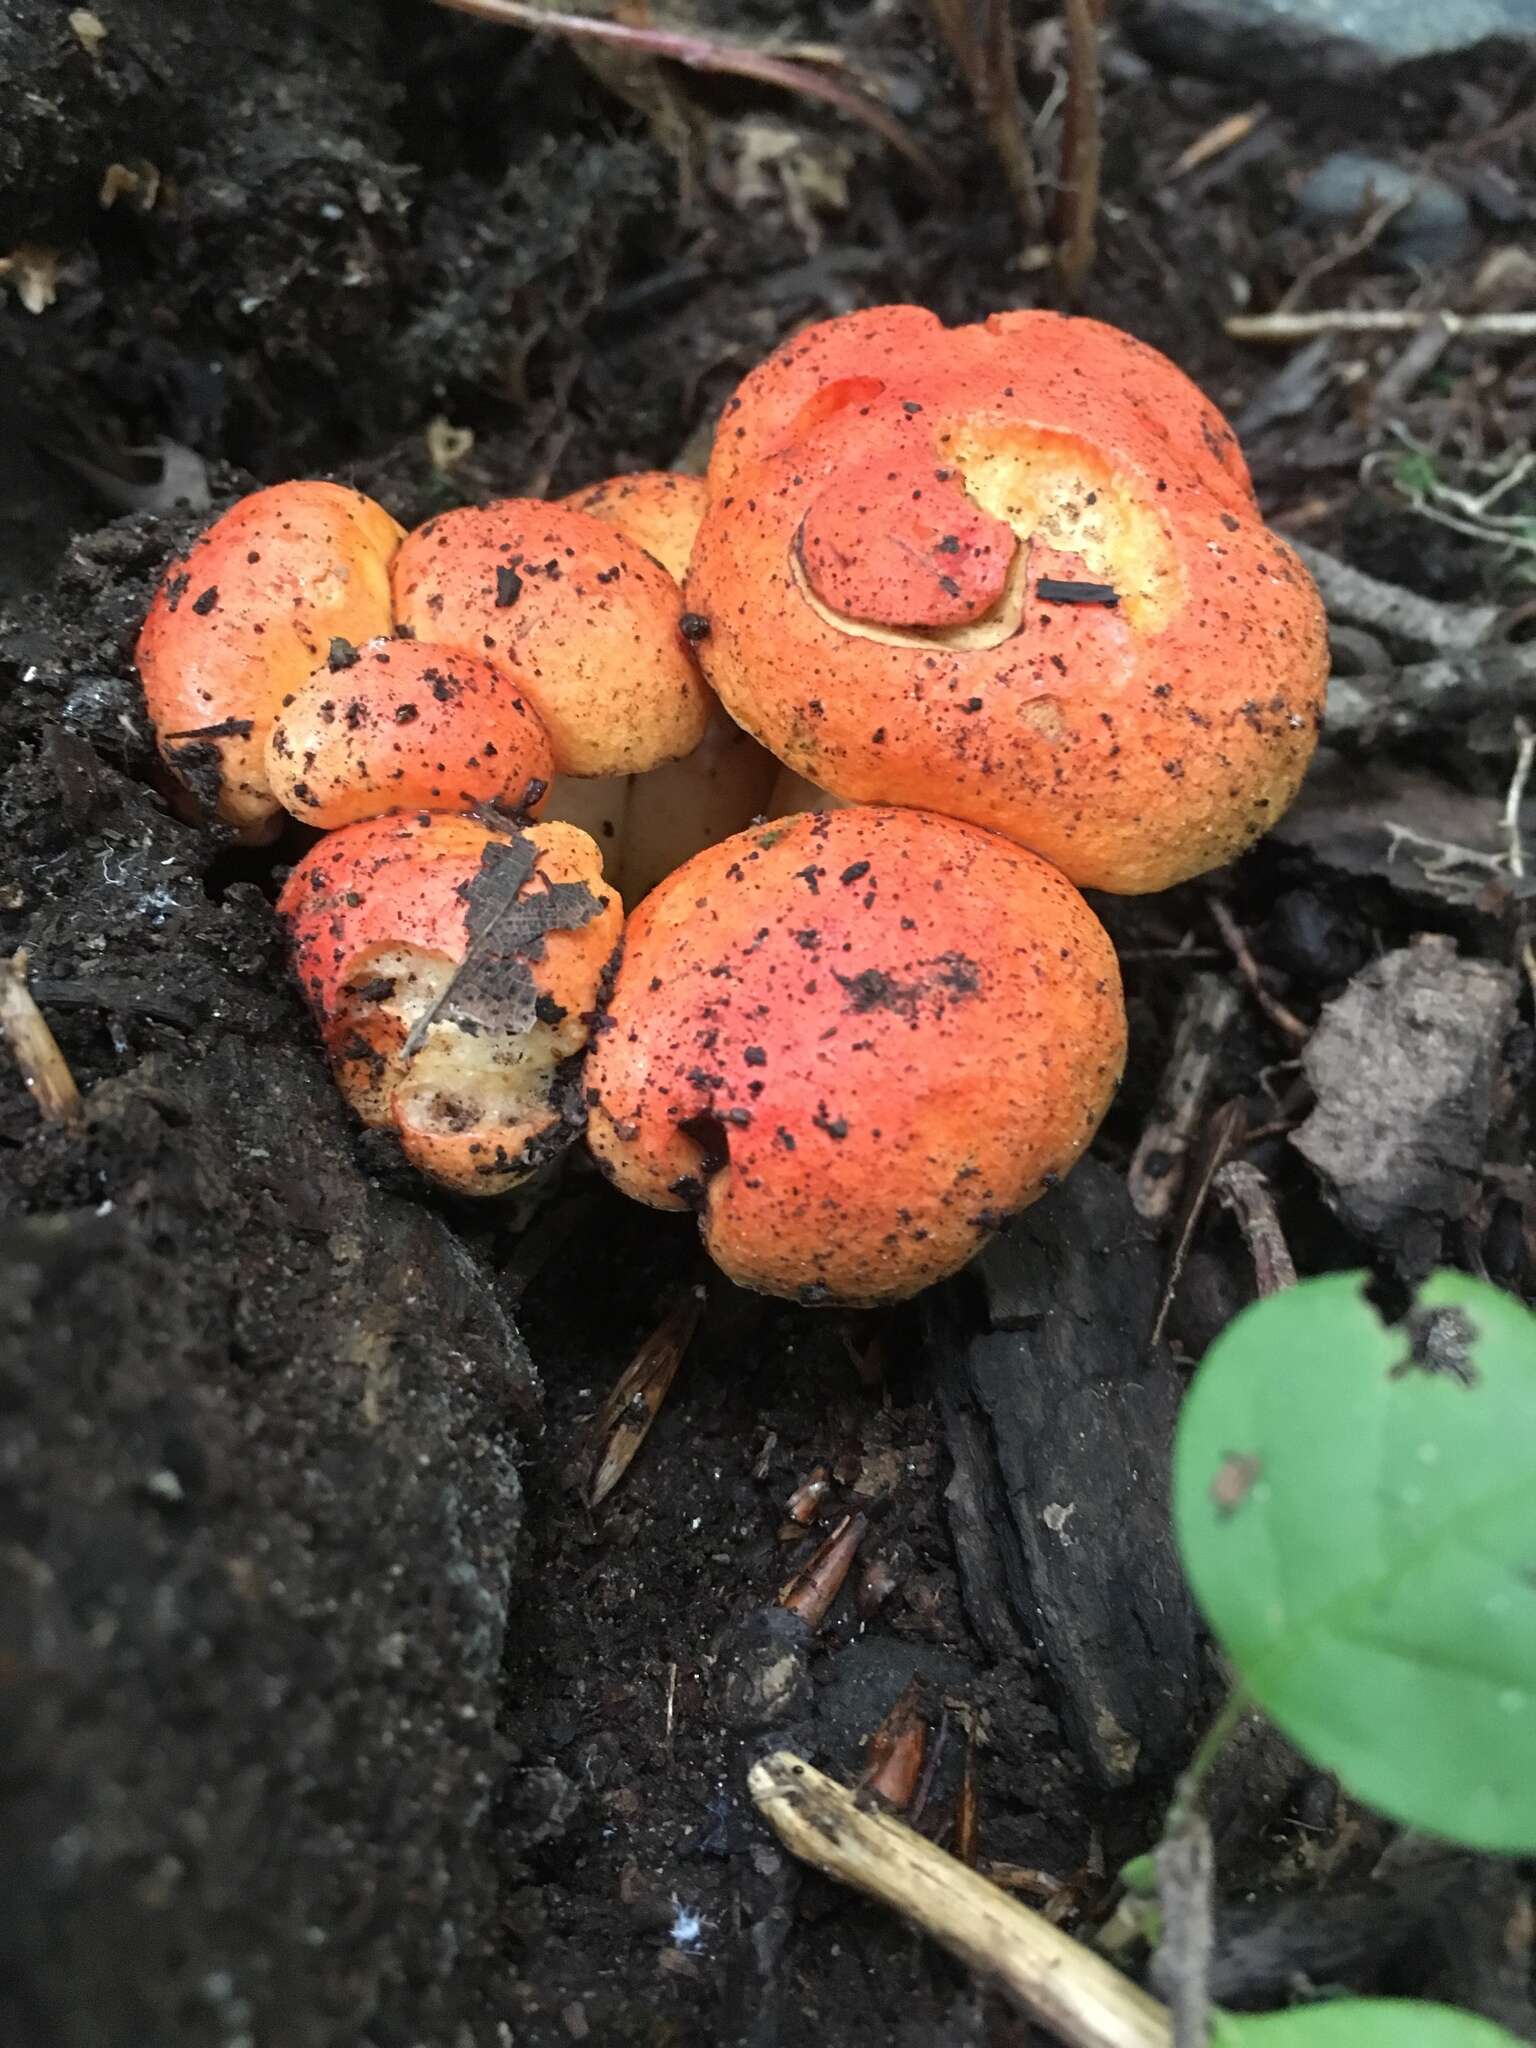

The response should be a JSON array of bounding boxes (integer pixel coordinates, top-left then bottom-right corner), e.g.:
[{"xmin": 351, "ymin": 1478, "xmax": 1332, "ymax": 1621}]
[{"xmin": 3, "ymin": 3, "xmax": 1535, "ymax": 2043}]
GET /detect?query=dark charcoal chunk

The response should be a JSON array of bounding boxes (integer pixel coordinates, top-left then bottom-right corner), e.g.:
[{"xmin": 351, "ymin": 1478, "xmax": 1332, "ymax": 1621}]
[{"xmin": 925, "ymin": 1159, "xmax": 1198, "ymax": 1788}]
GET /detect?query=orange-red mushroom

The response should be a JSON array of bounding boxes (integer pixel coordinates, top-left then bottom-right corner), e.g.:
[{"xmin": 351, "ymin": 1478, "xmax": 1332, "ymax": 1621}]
[
  {"xmin": 136, "ymin": 481, "xmax": 402, "ymax": 835},
  {"xmin": 265, "ymin": 637, "xmax": 555, "ymax": 829},
  {"xmin": 584, "ymin": 805, "xmax": 1126, "ymax": 1305},
  {"xmin": 391, "ymin": 500, "xmax": 710, "ymax": 779},
  {"xmin": 687, "ymin": 307, "xmax": 1328, "ymax": 895},
  {"xmin": 561, "ymin": 471, "xmax": 710, "ymax": 584},
  {"xmin": 280, "ymin": 812, "xmax": 621, "ymax": 1194}
]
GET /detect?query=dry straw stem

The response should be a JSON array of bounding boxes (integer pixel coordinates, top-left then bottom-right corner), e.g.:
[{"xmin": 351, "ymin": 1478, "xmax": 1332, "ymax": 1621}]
[
  {"xmin": 750, "ymin": 1752, "xmax": 1172, "ymax": 2048},
  {"xmin": 1, "ymin": 950, "xmax": 83, "ymax": 1126},
  {"xmin": 1229, "ymin": 309, "xmax": 1536, "ymax": 343},
  {"xmin": 434, "ymin": 0, "xmax": 945, "ymax": 184}
]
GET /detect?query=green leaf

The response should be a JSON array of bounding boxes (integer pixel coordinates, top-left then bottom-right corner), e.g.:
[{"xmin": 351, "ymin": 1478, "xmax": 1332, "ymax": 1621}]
[
  {"xmin": 1212, "ymin": 2000, "xmax": 1525, "ymax": 2046},
  {"xmin": 1173, "ymin": 1272, "xmax": 1536, "ymax": 1851}
]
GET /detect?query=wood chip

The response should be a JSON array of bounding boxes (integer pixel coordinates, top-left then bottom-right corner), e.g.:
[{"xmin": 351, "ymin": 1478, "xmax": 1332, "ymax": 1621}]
[
  {"xmin": 750, "ymin": 1752, "xmax": 1172, "ymax": 2048},
  {"xmin": 2, "ymin": 950, "xmax": 84, "ymax": 1126},
  {"xmin": 1129, "ymin": 974, "xmax": 1241, "ymax": 1223}
]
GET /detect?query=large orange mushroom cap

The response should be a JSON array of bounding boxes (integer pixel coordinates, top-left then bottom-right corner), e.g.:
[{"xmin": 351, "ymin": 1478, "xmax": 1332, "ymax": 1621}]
[
  {"xmin": 585, "ymin": 805, "xmax": 1126, "ymax": 1306},
  {"xmin": 280, "ymin": 813, "xmax": 621, "ymax": 1195},
  {"xmin": 688, "ymin": 308, "xmax": 1327, "ymax": 895},
  {"xmin": 135, "ymin": 481, "xmax": 403, "ymax": 835},
  {"xmin": 265, "ymin": 637, "xmax": 555, "ymax": 829},
  {"xmin": 391, "ymin": 500, "xmax": 710, "ymax": 779},
  {"xmin": 560, "ymin": 471, "xmax": 709, "ymax": 584}
]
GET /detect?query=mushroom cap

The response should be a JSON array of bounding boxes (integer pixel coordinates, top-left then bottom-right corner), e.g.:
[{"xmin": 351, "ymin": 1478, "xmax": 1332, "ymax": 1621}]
[
  {"xmin": 265, "ymin": 637, "xmax": 555, "ymax": 829},
  {"xmin": 391, "ymin": 499, "xmax": 711, "ymax": 779},
  {"xmin": 561, "ymin": 471, "xmax": 710, "ymax": 584},
  {"xmin": 135, "ymin": 481, "xmax": 402, "ymax": 834},
  {"xmin": 280, "ymin": 813, "xmax": 621, "ymax": 1194},
  {"xmin": 688, "ymin": 307, "xmax": 1327, "ymax": 895},
  {"xmin": 584, "ymin": 805, "xmax": 1125, "ymax": 1305}
]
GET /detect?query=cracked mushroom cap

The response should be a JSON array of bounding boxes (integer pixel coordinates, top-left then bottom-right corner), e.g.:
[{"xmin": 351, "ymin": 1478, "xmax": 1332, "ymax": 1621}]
[
  {"xmin": 135, "ymin": 481, "xmax": 403, "ymax": 835},
  {"xmin": 561, "ymin": 471, "xmax": 710, "ymax": 584},
  {"xmin": 391, "ymin": 500, "xmax": 710, "ymax": 779},
  {"xmin": 687, "ymin": 307, "xmax": 1327, "ymax": 895},
  {"xmin": 265, "ymin": 637, "xmax": 555, "ymax": 829},
  {"xmin": 280, "ymin": 812, "xmax": 621, "ymax": 1195},
  {"xmin": 584, "ymin": 805, "xmax": 1125, "ymax": 1305}
]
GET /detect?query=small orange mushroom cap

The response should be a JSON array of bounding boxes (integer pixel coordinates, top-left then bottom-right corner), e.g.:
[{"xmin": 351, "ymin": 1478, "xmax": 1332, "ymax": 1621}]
[
  {"xmin": 688, "ymin": 307, "xmax": 1327, "ymax": 895},
  {"xmin": 135, "ymin": 481, "xmax": 403, "ymax": 834},
  {"xmin": 391, "ymin": 500, "xmax": 710, "ymax": 779},
  {"xmin": 561, "ymin": 471, "xmax": 709, "ymax": 584},
  {"xmin": 265, "ymin": 637, "xmax": 555, "ymax": 829},
  {"xmin": 280, "ymin": 813, "xmax": 621, "ymax": 1195},
  {"xmin": 585, "ymin": 805, "xmax": 1126, "ymax": 1305}
]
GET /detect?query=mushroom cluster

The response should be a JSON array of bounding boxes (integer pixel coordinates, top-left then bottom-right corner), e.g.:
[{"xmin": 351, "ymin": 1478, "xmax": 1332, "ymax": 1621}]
[{"xmin": 135, "ymin": 307, "xmax": 1327, "ymax": 1301}]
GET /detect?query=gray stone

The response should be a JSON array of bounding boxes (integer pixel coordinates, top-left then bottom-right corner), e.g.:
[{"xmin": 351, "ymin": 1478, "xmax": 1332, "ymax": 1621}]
[
  {"xmin": 1297, "ymin": 153, "xmax": 1473, "ymax": 265},
  {"xmin": 1125, "ymin": 0, "xmax": 1536, "ymax": 88},
  {"xmin": 1293, "ymin": 937, "xmax": 1518, "ymax": 1273}
]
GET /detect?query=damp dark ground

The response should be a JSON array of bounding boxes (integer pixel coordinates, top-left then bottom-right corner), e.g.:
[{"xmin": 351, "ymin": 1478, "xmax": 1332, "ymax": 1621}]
[{"xmin": 3, "ymin": 3, "xmax": 1535, "ymax": 2044}]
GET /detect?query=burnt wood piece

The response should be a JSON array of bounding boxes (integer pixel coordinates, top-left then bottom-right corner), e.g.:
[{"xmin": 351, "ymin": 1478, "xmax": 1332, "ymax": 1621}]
[{"xmin": 926, "ymin": 1159, "xmax": 1199, "ymax": 1789}]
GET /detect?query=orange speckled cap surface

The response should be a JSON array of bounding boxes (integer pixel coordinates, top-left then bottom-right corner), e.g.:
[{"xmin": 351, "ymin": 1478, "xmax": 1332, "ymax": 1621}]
[
  {"xmin": 135, "ymin": 481, "xmax": 402, "ymax": 834},
  {"xmin": 688, "ymin": 306, "xmax": 1327, "ymax": 894},
  {"xmin": 280, "ymin": 813, "xmax": 621, "ymax": 1194},
  {"xmin": 585, "ymin": 805, "xmax": 1126, "ymax": 1305},
  {"xmin": 561, "ymin": 471, "xmax": 709, "ymax": 585},
  {"xmin": 266, "ymin": 637, "xmax": 555, "ymax": 829},
  {"xmin": 392, "ymin": 499, "xmax": 710, "ymax": 779}
]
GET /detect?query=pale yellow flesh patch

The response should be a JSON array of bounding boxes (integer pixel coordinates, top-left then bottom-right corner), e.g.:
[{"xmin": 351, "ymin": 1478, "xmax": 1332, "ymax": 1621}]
[{"xmin": 336, "ymin": 944, "xmax": 568, "ymax": 1145}]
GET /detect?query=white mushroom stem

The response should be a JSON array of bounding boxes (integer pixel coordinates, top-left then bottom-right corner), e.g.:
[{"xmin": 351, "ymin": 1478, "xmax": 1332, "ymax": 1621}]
[
  {"xmin": 544, "ymin": 703, "xmax": 779, "ymax": 908},
  {"xmin": 766, "ymin": 763, "xmax": 850, "ymax": 820}
]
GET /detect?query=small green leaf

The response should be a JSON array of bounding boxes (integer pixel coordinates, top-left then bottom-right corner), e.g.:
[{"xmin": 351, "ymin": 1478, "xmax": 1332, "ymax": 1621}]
[
  {"xmin": 1212, "ymin": 1999, "xmax": 1525, "ymax": 2046},
  {"xmin": 1390, "ymin": 448, "xmax": 1441, "ymax": 499},
  {"xmin": 1118, "ymin": 1852, "xmax": 1158, "ymax": 1897},
  {"xmin": 1173, "ymin": 1272, "xmax": 1536, "ymax": 1851}
]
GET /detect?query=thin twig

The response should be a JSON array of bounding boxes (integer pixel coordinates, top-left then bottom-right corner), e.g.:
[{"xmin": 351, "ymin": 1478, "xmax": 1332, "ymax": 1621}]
[
  {"xmin": 980, "ymin": 1860, "xmax": 1063, "ymax": 1898},
  {"xmin": 909, "ymin": 1704, "xmax": 948, "ymax": 1828},
  {"xmin": 1208, "ymin": 898, "xmax": 1309, "ymax": 1045},
  {"xmin": 433, "ymin": 0, "xmax": 946, "ymax": 184},
  {"xmin": 1289, "ymin": 539, "xmax": 1501, "ymax": 654},
  {"xmin": 1128, "ymin": 974, "xmax": 1242, "ymax": 1224},
  {"xmin": 955, "ymin": 1721, "xmax": 980, "ymax": 1869},
  {"xmin": 1212, "ymin": 1160, "xmax": 1297, "ymax": 1295},
  {"xmin": 1150, "ymin": 1818, "xmax": 1215, "ymax": 2048},
  {"xmin": 1503, "ymin": 718, "xmax": 1536, "ymax": 1001},
  {"xmin": 1168, "ymin": 104, "xmax": 1266, "ymax": 180},
  {"xmin": 1, "ymin": 950, "xmax": 84, "ymax": 1126},
  {"xmin": 926, "ymin": 0, "xmax": 1042, "ymax": 237},
  {"xmin": 1150, "ymin": 1098, "xmax": 1246, "ymax": 1351},
  {"xmin": 1275, "ymin": 193, "xmax": 1407, "ymax": 313},
  {"xmin": 1055, "ymin": 0, "xmax": 1104, "ymax": 300},
  {"xmin": 750, "ymin": 1752, "xmax": 1172, "ymax": 2048},
  {"xmin": 1229, "ymin": 308, "xmax": 1536, "ymax": 343}
]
